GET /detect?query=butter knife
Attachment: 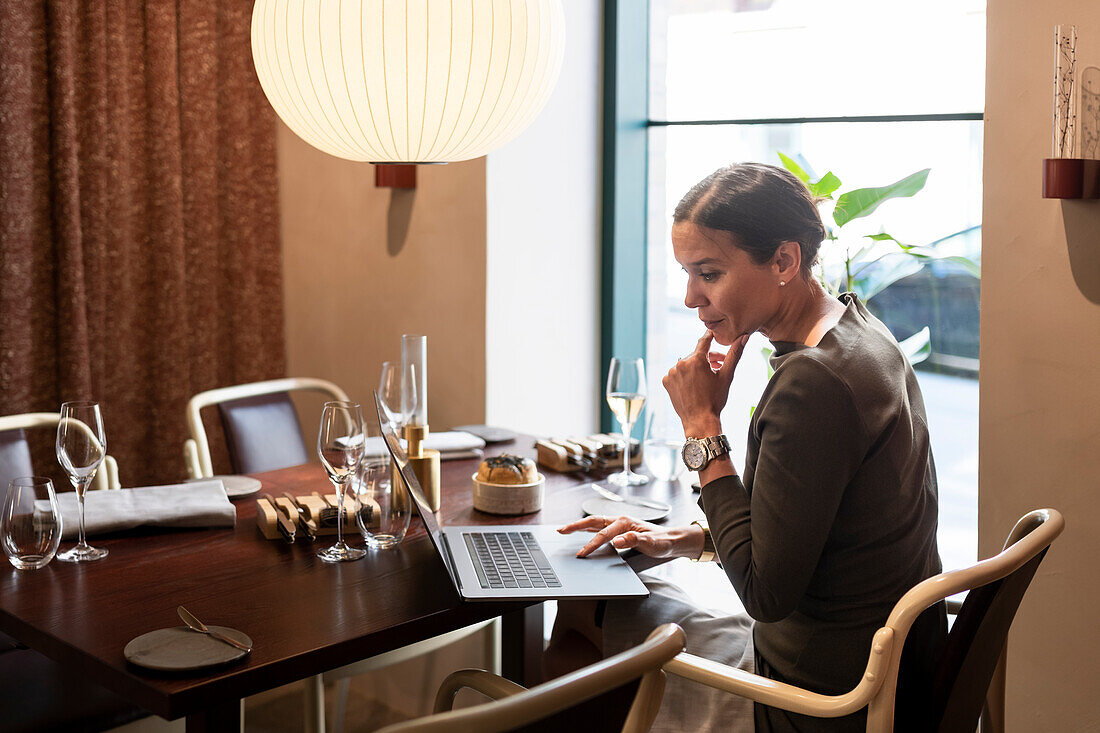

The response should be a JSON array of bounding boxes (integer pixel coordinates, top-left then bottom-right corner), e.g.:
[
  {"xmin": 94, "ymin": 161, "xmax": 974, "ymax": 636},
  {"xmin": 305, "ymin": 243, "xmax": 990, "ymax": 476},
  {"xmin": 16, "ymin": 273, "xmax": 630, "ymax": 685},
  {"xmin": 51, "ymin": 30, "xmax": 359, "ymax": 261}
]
[
  {"xmin": 590, "ymin": 483, "xmax": 671, "ymax": 512},
  {"xmin": 260, "ymin": 493, "xmax": 296, "ymax": 543},
  {"xmin": 177, "ymin": 606, "xmax": 252, "ymax": 653}
]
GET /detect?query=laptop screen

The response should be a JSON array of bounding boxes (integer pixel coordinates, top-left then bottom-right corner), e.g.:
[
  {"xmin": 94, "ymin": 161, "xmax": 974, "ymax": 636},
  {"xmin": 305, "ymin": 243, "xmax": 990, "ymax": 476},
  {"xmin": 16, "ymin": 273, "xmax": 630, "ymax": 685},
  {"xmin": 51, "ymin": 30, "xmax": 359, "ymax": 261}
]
[{"xmin": 371, "ymin": 392, "xmax": 458, "ymax": 585}]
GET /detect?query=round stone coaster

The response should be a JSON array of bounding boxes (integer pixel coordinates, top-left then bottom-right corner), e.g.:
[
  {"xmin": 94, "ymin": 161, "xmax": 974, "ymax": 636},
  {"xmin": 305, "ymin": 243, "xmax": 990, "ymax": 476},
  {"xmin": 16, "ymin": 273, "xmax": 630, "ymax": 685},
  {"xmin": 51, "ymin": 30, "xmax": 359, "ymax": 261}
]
[{"xmin": 124, "ymin": 626, "xmax": 251, "ymax": 672}]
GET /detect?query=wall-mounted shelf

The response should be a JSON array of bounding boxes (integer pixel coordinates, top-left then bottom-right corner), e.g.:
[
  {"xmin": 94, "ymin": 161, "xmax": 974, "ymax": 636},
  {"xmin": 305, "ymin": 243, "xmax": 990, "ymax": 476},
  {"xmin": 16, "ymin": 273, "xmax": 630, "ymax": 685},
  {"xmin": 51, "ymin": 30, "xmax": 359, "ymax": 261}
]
[{"xmin": 1043, "ymin": 158, "xmax": 1100, "ymax": 199}]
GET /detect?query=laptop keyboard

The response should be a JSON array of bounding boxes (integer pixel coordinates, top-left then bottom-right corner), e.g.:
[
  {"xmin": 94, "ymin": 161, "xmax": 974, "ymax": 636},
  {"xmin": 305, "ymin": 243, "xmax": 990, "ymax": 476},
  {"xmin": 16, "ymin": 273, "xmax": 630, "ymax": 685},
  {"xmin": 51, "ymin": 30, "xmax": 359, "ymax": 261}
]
[{"xmin": 463, "ymin": 531, "xmax": 562, "ymax": 589}]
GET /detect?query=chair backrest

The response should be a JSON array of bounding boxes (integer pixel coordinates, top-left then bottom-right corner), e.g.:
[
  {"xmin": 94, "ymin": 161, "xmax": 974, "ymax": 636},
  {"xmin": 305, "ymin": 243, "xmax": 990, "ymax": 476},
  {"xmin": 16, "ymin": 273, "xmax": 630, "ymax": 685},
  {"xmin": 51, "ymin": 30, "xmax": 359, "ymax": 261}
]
[
  {"xmin": 868, "ymin": 508, "xmax": 1065, "ymax": 731},
  {"xmin": 0, "ymin": 413, "xmax": 120, "ymax": 491},
  {"xmin": 184, "ymin": 377, "xmax": 349, "ymax": 478},
  {"xmin": 376, "ymin": 623, "xmax": 687, "ymax": 733}
]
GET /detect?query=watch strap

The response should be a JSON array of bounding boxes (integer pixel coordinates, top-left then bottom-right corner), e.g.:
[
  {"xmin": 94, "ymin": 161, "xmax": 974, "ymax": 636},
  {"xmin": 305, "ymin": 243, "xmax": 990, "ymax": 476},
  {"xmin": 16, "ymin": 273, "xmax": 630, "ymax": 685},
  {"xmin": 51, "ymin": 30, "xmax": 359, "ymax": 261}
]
[{"xmin": 691, "ymin": 519, "xmax": 717, "ymax": 563}]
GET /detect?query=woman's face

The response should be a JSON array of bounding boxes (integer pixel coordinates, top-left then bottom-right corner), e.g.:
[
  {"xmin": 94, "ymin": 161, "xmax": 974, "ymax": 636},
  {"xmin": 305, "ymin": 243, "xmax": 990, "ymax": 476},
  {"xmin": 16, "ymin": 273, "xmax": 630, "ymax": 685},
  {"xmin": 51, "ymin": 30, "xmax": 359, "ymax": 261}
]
[{"xmin": 672, "ymin": 221, "xmax": 781, "ymax": 346}]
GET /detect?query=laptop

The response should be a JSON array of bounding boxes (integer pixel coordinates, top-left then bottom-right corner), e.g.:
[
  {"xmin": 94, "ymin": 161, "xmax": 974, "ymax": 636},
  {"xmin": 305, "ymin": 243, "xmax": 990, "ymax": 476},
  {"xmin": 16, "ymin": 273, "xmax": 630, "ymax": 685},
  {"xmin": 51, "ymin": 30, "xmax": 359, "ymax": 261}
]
[{"xmin": 372, "ymin": 393, "xmax": 649, "ymax": 601}]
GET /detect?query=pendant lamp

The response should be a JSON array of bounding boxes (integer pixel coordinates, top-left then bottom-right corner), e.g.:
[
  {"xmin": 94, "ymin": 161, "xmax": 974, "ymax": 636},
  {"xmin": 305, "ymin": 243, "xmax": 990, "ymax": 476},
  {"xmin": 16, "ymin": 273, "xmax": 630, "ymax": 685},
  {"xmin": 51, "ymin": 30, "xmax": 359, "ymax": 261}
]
[{"xmin": 251, "ymin": 0, "xmax": 565, "ymax": 186}]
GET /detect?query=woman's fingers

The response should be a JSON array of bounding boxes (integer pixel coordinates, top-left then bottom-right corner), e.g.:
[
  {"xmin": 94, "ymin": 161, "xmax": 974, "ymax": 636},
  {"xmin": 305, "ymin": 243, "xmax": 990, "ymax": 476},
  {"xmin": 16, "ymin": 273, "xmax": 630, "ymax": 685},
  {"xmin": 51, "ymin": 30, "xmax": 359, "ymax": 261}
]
[
  {"xmin": 691, "ymin": 331, "xmax": 714, "ymax": 358},
  {"xmin": 718, "ymin": 334, "xmax": 750, "ymax": 386},
  {"xmin": 575, "ymin": 516, "xmax": 636, "ymax": 558},
  {"xmin": 557, "ymin": 515, "xmax": 612, "ymax": 535}
]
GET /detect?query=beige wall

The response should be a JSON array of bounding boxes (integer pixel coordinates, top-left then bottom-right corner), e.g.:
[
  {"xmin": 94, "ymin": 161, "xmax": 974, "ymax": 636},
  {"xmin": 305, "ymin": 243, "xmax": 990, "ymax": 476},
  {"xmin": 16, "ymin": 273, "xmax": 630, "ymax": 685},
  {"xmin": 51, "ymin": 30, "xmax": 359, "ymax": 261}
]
[
  {"xmin": 983, "ymin": 3, "xmax": 1100, "ymax": 730},
  {"xmin": 278, "ymin": 123, "xmax": 487, "ymax": 438}
]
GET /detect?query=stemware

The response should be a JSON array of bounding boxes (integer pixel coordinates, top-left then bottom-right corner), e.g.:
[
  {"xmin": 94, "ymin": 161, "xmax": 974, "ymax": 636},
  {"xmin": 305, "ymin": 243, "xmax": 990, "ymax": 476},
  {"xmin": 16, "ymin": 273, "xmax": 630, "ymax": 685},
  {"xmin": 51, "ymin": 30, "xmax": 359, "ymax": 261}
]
[
  {"xmin": 606, "ymin": 357, "xmax": 649, "ymax": 486},
  {"xmin": 316, "ymin": 401, "xmax": 366, "ymax": 562},
  {"xmin": 378, "ymin": 361, "xmax": 417, "ymax": 430},
  {"xmin": 55, "ymin": 401, "xmax": 108, "ymax": 562},
  {"xmin": 1, "ymin": 477, "xmax": 62, "ymax": 570}
]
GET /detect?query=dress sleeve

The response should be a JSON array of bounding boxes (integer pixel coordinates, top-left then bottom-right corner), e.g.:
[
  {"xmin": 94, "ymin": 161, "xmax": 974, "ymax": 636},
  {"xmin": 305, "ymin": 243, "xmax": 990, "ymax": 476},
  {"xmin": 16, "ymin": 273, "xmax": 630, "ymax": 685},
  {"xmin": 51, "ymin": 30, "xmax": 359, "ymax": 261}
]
[{"xmin": 699, "ymin": 357, "xmax": 869, "ymax": 623}]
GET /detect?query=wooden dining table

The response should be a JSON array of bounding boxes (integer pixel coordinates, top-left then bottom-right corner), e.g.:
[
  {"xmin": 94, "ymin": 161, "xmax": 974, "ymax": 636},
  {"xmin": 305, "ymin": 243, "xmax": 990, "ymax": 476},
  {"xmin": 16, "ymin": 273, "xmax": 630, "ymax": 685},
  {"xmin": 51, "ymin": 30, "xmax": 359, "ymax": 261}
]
[{"xmin": 0, "ymin": 436, "xmax": 703, "ymax": 732}]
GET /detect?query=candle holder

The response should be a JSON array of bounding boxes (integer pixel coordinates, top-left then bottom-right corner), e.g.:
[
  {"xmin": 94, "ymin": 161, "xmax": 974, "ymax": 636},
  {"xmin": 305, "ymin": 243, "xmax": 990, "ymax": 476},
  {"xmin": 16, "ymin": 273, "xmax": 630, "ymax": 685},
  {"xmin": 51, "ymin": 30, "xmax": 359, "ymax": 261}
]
[{"xmin": 402, "ymin": 334, "xmax": 441, "ymax": 511}]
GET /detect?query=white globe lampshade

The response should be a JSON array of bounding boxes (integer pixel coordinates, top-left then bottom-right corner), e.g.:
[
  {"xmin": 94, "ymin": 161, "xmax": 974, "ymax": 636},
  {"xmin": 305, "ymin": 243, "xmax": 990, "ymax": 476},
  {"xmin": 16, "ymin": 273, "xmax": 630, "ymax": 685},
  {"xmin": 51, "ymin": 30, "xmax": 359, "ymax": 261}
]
[{"xmin": 251, "ymin": 0, "xmax": 565, "ymax": 163}]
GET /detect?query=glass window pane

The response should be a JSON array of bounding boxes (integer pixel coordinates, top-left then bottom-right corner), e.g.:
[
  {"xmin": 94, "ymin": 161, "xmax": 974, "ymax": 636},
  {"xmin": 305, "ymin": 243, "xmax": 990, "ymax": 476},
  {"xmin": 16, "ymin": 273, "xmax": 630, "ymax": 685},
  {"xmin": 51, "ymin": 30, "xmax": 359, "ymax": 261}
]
[{"xmin": 650, "ymin": 0, "xmax": 986, "ymax": 121}]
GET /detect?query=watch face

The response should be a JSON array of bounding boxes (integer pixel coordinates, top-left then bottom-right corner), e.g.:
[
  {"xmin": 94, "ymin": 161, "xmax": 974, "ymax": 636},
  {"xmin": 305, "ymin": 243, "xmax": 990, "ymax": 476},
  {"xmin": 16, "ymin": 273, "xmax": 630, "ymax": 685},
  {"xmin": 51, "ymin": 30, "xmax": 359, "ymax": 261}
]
[{"xmin": 682, "ymin": 441, "xmax": 707, "ymax": 470}]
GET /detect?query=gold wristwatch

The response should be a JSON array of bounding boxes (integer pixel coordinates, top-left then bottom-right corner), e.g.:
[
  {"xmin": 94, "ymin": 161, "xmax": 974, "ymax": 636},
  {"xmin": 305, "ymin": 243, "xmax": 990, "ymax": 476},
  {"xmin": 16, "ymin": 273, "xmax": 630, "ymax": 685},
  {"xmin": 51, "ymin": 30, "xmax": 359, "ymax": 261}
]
[{"xmin": 691, "ymin": 519, "xmax": 717, "ymax": 563}]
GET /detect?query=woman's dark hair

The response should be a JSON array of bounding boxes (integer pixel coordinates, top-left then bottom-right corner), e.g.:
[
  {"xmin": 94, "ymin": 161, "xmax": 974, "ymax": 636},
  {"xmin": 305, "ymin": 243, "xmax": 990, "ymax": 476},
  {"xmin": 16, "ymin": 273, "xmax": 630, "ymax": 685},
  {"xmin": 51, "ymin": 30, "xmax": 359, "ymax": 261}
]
[{"xmin": 673, "ymin": 163, "xmax": 826, "ymax": 276}]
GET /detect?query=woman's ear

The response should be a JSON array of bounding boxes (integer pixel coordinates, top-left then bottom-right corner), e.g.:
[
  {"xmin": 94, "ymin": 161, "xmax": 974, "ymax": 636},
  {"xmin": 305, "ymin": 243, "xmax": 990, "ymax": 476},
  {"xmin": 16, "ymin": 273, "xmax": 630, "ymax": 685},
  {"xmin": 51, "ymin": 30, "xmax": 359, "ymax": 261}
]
[{"xmin": 774, "ymin": 241, "xmax": 802, "ymax": 281}]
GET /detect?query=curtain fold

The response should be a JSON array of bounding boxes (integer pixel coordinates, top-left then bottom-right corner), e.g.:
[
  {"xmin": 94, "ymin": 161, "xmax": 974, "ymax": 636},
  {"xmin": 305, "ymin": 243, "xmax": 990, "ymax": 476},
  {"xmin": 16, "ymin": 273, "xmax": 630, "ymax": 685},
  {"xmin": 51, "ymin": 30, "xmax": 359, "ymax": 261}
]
[{"xmin": 0, "ymin": 1, "xmax": 285, "ymax": 485}]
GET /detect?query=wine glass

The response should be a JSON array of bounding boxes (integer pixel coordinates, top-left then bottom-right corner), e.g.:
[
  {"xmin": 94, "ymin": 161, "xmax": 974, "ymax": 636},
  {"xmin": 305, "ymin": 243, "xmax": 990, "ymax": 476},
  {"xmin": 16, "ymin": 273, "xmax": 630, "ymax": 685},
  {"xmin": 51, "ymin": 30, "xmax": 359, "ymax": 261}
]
[
  {"xmin": 55, "ymin": 401, "xmax": 108, "ymax": 562},
  {"xmin": 317, "ymin": 401, "xmax": 366, "ymax": 563},
  {"xmin": 1, "ymin": 477, "xmax": 62, "ymax": 570},
  {"xmin": 378, "ymin": 361, "xmax": 417, "ymax": 430},
  {"xmin": 606, "ymin": 357, "xmax": 649, "ymax": 486}
]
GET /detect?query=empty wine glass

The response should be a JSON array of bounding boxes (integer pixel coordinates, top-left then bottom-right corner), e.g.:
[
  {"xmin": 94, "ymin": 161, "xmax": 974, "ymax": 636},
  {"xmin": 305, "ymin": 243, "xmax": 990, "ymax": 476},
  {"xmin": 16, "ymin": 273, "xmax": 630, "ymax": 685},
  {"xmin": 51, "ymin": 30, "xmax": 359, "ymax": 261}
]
[
  {"xmin": 606, "ymin": 357, "xmax": 649, "ymax": 486},
  {"xmin": 55, "ymin": 401, "xmax": 108, "ymax": 562},
  {"xmin": 378, "ymin": 361, "xmax": 417, "ymax": 430},
  {"xmin": 317, "ymin": 401, "xmax": 366, "ymax": 562},
  {"xmin": 1, "ymin": 477, "xmax": 62, "ymax": 570}
]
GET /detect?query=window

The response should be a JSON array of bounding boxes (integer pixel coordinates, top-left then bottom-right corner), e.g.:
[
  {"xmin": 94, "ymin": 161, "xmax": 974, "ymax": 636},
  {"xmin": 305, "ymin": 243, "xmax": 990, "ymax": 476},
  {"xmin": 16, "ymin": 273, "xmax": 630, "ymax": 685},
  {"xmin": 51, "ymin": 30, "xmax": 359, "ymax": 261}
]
[{"xmin": 607, "ymin": 0, "xmax": 984, "ymax": 573}]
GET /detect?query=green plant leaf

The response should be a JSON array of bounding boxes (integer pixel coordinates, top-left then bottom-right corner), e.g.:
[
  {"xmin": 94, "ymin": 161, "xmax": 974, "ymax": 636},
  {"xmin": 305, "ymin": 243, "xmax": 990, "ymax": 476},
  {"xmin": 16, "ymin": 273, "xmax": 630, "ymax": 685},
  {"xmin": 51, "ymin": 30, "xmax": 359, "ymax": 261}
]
[
  {"xmin": 760, "ymin": 345, "xmax": 776, "ymax": 380},
  {"xmin": 832, "ymin": 169, "xmax": 930, "ymax": 227},
  {"xmin": 904, "ymin": 252, "xmax": 982, "ymax": 278},
  {"xmin": 851, "ymin": 254, "xmax": 923, "ymax": 300},
  {"xmin": 777, "ymin": 152, "xmax": 811, "ymax": 183},
  {"xmin": 898, "ymin": 326, "xmax": 932, "ymax": 365},
  {"xmin": 863, "ymin": 232, "xmax": 915, "ymax": 250},
  {"xmin": 809, "ymin": 171, "xmax": 842, "ymax": 199}
]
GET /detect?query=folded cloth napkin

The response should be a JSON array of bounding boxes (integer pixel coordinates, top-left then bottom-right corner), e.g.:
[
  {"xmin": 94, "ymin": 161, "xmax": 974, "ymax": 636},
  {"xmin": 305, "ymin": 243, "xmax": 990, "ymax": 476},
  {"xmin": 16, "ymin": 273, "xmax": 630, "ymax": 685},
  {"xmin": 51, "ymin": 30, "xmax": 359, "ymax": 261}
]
[
  {"xmin": 42, "ymin": 480, "xmax": 236, "ymax": 539},
  {"xmin": 362, "ymin": 431, "xmax": 486, "ymax": 461}
]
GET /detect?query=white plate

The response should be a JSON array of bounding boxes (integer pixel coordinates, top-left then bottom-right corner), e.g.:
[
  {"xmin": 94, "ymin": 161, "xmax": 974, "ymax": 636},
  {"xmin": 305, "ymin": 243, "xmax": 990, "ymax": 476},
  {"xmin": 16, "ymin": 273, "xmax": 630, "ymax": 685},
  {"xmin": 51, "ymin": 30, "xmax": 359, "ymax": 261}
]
[
  {"xmin": 186, "ymin": 475, "xmax": 262, "ymax": 499},
  {"xmin": 581, "ymin": 497, "xmax": 670, "ymax": 523}
]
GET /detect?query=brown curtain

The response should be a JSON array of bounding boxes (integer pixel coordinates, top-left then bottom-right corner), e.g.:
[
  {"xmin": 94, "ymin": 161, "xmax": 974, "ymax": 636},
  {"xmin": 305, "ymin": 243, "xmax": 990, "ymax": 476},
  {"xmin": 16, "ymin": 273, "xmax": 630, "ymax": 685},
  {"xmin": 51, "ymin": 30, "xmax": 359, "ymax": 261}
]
[{"xmin": 0, "ymin": 1, "xmax": 285, "ymax": 486}]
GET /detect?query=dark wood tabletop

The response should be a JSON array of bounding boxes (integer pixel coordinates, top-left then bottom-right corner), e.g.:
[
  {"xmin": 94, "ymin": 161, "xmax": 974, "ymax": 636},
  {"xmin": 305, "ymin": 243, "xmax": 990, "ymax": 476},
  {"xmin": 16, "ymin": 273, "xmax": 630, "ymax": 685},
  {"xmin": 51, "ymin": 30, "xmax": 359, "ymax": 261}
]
[{"xmin": 0, "ymin": 436, "xmax": 702, "ymax": 728}]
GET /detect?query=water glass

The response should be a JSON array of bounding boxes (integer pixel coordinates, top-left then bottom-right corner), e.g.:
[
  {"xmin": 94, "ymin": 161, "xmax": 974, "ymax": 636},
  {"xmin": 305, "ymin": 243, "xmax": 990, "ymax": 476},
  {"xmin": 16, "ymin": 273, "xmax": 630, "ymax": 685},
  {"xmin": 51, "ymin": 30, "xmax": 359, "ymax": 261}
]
[
  {"xmin": 643, "ymin": 406, "xmax": 687, "ymax": 482},
  {"xmin": 354, "ymin": 459, "xmax": 411, "ymax": 549},
  {"xmin": 1, "ymin": 477, "xmax": 62, "ymax": 570}
]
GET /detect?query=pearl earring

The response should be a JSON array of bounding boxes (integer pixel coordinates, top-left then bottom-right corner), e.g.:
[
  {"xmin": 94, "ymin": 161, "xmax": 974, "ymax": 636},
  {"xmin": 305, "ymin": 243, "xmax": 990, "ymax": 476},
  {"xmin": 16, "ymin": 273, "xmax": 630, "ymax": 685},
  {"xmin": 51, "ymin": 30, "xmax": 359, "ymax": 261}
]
[{"xmin": 779, "ymin": 280, "xmax": 786, "ymax": 287}]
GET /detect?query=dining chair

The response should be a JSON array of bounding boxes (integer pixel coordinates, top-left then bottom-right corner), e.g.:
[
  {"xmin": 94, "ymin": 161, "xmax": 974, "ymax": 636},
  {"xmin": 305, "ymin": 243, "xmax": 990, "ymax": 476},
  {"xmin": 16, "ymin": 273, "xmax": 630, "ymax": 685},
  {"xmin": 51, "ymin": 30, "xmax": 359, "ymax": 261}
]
[
  {"xmin": 372, "ymin": 623, "xmax": 686, "ymax": 733},
  {"xmin": 183, "ymin": 377, "xmax": 349, "ymax": 478},
  {"xmin": 662, "ymin": 508, "xmax": 1064, "ymax": 732},
  {"xmin": 0, "ymin": 412, "xmax": 120, "ymax": 491}
]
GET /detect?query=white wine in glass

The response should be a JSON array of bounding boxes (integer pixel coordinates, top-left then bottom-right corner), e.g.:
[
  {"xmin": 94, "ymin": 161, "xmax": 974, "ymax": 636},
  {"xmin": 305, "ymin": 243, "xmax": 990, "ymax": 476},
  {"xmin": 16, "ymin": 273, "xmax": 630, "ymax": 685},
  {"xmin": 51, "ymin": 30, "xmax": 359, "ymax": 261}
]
[{"xmin": 606, "ymin": 358, "xmax": 649, "ymax": 486}]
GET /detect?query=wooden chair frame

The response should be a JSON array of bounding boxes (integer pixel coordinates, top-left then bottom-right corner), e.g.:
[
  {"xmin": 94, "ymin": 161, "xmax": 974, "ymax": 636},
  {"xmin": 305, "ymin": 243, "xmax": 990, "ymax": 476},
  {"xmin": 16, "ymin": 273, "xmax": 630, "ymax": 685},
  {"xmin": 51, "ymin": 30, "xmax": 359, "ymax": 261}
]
[
  {"xmin": 663, "ymin": 509, "xmax": 1064, "ymax": 732},
  {"xmin": 0, "ymin": 412, "xmax": 120, "ymax": 491},
  {"xmin": 183, "ymin": 377, "xmax": 349, "ymax": 479},
  {"xmin": 374, "ymin": 623, "xmax": 687, "ymax": 733}
]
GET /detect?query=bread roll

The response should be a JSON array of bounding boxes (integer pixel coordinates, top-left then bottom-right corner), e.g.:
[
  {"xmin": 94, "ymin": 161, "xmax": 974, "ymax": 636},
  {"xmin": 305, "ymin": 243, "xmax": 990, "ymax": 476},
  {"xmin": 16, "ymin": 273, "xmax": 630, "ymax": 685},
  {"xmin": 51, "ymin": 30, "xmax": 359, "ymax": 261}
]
[{"xmin": 477, "ymin": 454, "xmax": 538, "ymax": 485}]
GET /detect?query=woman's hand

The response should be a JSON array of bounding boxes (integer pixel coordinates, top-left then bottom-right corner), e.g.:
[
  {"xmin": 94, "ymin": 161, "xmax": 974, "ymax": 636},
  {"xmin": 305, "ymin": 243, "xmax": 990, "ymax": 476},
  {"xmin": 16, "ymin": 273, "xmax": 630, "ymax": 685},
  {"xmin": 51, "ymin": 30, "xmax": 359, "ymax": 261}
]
[
  {"xmin": 558, "ymin": 515, "xmax": 704, "ymax": 559},
  {"xmin": 663, "ymin": 331, "xmax": 750, "ymax": 437}
]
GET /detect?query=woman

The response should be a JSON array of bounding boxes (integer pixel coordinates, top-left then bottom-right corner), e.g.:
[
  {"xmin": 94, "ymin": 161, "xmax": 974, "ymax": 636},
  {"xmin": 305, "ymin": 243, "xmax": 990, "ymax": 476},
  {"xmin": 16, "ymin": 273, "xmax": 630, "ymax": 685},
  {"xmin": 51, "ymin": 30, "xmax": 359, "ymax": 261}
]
[{"xmin": 553, "ymin": 163, "xmax": 945, "ymax": 732}]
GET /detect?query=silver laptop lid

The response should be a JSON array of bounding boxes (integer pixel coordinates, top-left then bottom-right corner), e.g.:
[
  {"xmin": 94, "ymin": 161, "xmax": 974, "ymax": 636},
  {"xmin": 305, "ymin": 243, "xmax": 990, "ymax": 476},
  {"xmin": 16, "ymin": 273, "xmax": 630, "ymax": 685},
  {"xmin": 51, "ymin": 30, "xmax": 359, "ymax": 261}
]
[{"xmin": 371, "ymin": 392, "xmax": 459, "ymax": 587}]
